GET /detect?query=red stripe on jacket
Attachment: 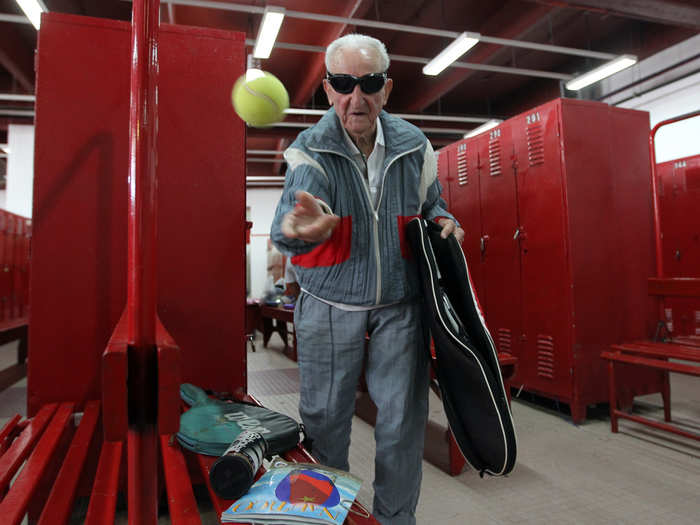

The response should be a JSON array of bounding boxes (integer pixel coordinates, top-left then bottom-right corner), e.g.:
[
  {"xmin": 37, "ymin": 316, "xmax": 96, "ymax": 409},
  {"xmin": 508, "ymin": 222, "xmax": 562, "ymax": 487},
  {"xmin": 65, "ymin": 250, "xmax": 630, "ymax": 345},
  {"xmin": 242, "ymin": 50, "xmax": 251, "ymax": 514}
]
[
  {"xmin": 291, "ymin": 216, "xmax": 353, "ymax": 268},
  {"xmin": 397, "ymin": 215, "xmax": 420, "ymax": 259}
]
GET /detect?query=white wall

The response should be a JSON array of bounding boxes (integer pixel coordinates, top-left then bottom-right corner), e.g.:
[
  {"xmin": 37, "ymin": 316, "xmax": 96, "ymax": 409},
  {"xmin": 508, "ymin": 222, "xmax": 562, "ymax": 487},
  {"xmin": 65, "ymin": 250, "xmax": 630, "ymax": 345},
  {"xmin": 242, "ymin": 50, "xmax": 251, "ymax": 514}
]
[
  {"xmin": 246, "ymin": 187, "xmax": 284, "ymax": 298},
  {"xmin": 5, "ymin": 124, "xmax": 35, "ymax": 217},
  {"xmin": 616, "ymin": 71, "xmax": 700, "ymax": 163}
]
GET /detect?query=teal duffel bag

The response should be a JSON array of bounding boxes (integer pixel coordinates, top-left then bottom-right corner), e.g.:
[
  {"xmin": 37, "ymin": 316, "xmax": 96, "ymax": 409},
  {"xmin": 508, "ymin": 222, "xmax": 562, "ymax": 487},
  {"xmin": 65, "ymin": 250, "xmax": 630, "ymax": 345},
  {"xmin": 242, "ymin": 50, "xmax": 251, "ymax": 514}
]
[{"xmin": 177, "ymin": 383, "xmax": 304, "ymax": 457}]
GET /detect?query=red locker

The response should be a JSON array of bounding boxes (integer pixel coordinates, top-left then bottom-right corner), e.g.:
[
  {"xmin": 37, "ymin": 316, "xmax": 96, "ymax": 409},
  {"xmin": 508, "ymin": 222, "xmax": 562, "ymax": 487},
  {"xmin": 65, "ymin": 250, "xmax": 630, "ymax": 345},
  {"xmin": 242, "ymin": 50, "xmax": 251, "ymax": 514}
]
[
  {"xmin": 443, "ymin": 98, "xmax": 662, "ymax": 423},
  {"xmin": 478, "ymin": 123, "xmax": 523, "ymax": 360},
  {"xmin": 0, "ymin": 212, "xmax": 7, "ymax": 322},
  {"xmin": 438, "ymin": 139, "xmax": 486, "ymax": 301},
  {"xmin": 30, "ymin": 13, "xmax": 247, "ymax": 415},
  {"xmin": 436, "ymin": 141, "xmax": 454, "ymax": 212},
  {"xmin": 511, "ymin": 103, "xmax": 572, "ymax": 400},
  {"xmin": 3, "ymin": 214, "xmax": 15, "ymax": 322},
  {"xmin": 657, "ymin": 154, "xmax": 700, "ymax": 336}
]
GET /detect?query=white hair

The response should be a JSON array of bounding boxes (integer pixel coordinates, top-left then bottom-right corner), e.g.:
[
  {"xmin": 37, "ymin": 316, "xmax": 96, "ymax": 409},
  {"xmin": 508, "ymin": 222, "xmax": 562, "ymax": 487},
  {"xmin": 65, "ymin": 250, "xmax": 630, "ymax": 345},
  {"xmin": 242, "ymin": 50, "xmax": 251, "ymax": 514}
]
[{"xmin": 325, "ymin": 33, "xmax": 390, "ymax": 73}]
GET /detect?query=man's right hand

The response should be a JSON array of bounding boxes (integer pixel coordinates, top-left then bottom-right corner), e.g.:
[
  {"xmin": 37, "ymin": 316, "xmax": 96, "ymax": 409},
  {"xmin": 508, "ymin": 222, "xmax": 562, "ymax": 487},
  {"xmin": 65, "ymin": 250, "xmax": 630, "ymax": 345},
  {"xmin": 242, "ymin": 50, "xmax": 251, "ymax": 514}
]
[{"xmin": 281, "ymin": 190, "xmax": 340, "ymax": 243}]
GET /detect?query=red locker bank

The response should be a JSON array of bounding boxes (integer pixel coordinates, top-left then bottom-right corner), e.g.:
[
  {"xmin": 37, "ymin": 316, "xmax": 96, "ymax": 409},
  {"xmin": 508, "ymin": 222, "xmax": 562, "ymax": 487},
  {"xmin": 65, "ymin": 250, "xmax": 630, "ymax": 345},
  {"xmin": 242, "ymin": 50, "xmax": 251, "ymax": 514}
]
[
  {"xmin": 656, "ymin": 153, "xmax": 700, "ymax": 336},
  {"xmin": 438, "ymin": 98, "xmax": 663, "ymax": 423}
]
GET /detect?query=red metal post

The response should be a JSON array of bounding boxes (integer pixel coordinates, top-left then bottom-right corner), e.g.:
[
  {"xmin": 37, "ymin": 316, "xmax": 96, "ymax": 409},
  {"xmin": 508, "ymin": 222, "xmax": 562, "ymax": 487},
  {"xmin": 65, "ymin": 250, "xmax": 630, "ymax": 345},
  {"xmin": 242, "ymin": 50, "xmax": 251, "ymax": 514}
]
[
  {"xmin": 648, "ymin": 110, "xmax": 700, "ymax": 279},
  {"xmin": 127, "ymin": 0, "xmax": 160, "ymax": 523},
  {"xmin": 648, "ymin": 110, "xmax": 700, "ymax": 333}
]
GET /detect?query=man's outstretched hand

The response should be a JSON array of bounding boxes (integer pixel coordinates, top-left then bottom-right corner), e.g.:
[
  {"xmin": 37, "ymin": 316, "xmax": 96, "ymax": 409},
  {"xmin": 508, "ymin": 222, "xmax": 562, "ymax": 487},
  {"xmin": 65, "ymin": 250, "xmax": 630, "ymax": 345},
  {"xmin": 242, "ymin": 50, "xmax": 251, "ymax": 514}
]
[{"xmin": 281, "ymin": 191, "xmax": 340, "ymax": 243}]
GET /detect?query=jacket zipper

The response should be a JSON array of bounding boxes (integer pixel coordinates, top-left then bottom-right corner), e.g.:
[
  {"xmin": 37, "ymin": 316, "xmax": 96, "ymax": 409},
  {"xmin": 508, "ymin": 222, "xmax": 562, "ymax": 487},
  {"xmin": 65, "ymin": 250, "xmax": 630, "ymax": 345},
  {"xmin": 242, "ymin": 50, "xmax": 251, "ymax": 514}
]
[{"xmin": 309, "ymin": 143, "xmax": 423, "ymax": 304}]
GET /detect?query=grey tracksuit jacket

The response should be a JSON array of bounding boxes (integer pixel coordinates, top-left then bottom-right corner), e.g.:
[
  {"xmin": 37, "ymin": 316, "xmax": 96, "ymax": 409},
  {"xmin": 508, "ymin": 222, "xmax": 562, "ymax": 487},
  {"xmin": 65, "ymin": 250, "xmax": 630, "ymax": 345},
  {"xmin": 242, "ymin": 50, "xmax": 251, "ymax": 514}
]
[{"xmin": 270, "ymin": 107, "xmax": 456, "ymax": 306}]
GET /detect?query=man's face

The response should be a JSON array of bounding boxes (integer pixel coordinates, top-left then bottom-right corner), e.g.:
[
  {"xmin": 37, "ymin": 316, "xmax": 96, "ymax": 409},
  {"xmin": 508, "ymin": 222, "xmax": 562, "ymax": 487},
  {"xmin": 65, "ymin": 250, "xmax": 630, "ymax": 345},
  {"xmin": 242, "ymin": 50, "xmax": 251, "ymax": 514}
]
[{"xmin": 323, "ymin": 47, "xmax": 393, "ymax": 143}]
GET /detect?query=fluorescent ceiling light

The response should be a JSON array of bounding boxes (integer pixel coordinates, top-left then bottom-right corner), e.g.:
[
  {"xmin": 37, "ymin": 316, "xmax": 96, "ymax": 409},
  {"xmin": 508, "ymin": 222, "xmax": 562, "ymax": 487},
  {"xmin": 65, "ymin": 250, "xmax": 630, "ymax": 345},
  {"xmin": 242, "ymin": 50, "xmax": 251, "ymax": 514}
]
[
  {"xmin": 423, "ymin": 32, "xmax": 481, "ymax": 76},
  {"xmin": 565, "ymin": 54, "xmax": 637, "ymax": 91},
  {"xmin": 464, "ymin": 119, "xmax": 502, "ymax": 138},
  {"xmin": 245, "ymin": 68, "xmax": 266, "ymax": 82},
  {"xmin": 253, "ymin": 6, "xmax": 285, "ymax": 59},
  {"xmin": 15, "ymin": 0, "xmax": 47, "ymax": 30}
]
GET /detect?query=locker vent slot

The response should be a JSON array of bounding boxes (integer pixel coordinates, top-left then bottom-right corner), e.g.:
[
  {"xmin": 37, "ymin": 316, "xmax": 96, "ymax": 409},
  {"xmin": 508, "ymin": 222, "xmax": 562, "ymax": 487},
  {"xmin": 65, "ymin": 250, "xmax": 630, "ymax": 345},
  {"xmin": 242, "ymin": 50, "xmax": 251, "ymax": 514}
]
[
  {"xmin": 457, "ymin": 148, "xmax": 468, "ymax": 186},
  {"xmin": 526, "ymin": 123, "xmax": 545, "ymax": 167},
  {"xmin": 489, "ymin": 138, "xmax": 502, "ymax": 176},
  {"xmin": 497, "ymin": 328, "xmax": 511, "ymax": 353},
  {"xmin": 536, "ymin": 334, "xmax": 554, "ymax": 379}
]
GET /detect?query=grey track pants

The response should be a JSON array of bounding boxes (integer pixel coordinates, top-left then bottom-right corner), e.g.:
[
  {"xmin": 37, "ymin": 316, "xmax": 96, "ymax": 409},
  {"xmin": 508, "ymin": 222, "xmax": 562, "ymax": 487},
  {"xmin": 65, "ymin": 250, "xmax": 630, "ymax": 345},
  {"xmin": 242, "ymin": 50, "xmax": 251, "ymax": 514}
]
[{"xmin": 294, "ymin": 292, "xmax": 430, "ymax": 525}]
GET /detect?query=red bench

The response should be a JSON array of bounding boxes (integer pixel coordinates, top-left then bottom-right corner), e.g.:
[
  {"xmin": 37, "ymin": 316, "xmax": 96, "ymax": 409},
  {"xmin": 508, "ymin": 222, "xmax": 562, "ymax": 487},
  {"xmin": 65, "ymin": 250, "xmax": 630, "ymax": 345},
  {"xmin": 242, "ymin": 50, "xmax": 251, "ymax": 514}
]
[
  {"xmin": 0, "ymin": 395, "xmax": 380, "ymax": 525},
  {"xmin": 601, "ymin": 277, "xmax": 700, "ymax": 441},
  {"xmin": 0, "ymin": 319, "xmax": 28, "ymax": 393},
  {"xmin": 0, "ymin": 209, "xmax": 31, "ymax": 393}
]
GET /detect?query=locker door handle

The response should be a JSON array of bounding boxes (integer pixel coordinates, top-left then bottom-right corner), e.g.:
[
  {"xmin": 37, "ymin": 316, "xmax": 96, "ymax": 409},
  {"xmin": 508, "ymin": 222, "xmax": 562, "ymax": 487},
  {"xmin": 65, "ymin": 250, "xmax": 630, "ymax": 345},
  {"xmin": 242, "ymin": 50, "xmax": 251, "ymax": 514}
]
[
  {"xmin": 480, "ymin": 235, "xmax": 489, "ymax": 254},
  {"xmin": 513, "ymin": 228, "xmax": 521, "ymax": 240}
]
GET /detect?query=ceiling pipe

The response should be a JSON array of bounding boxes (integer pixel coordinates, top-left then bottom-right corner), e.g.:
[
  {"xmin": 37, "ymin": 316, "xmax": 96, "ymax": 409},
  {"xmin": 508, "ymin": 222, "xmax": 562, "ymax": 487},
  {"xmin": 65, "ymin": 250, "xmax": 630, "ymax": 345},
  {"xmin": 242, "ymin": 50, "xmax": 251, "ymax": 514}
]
[
  {"xmin": 401, "ymin": 2, "xmax": 556, "ymax": 112},
  {"xmin": 272, "ymin": 0, "xmax": 367, "ymax": 180},
  {"xmin": 285, "ymin": 107, "xmax": 493, "ymax": 123},
  {"xmin": 245, "ymin": 39, "xmax": 573, "ymax": 80},
  {"xmin": 0, "ymin": 93, "xmax": 35, "ymax": 101},
  {"xmin": 247, "ymin": 149, "xmax": 284, "ymax": 155},
  {"xmin": 0, "ymin": 13, "xmax": 32, "ymax": 24},
  {"xmin": 0, "ymin": 110, "xmax": 35, "ymax": 117},
  {"xmin": 0, "ymin": 95, "xmax": 495, "ymax": 124},
  {"xmin": 150, "ymin": 0, "xmax": 616, "ymax": 60},
  {"xmin": 269, "ymin": 120, "xmax": 470, "ymax": 135}
]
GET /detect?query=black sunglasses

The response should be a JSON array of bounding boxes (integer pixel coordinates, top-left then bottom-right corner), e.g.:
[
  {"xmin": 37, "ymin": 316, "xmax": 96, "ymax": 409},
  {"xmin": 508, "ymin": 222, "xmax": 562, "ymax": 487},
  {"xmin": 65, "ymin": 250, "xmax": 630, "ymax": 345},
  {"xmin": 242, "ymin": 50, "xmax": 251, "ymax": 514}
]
[{"xmin": 326, "ymin": 72, "xmax": 388, "ymax": 94}]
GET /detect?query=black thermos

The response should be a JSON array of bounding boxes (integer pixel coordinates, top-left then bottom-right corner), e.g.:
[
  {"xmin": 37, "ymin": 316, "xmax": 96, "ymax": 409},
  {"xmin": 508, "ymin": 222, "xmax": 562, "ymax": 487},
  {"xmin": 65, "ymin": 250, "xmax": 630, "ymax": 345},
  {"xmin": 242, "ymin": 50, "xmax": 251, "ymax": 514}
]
[{"xmin": 209, "ymin": 430, "xmax": 269, "ymax": 500}]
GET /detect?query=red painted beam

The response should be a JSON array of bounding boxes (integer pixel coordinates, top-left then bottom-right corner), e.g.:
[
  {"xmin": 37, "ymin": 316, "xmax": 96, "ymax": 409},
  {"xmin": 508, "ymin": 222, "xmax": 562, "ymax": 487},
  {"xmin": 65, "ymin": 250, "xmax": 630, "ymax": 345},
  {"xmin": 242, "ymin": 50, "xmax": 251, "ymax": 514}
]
[
  {"xmin": 0, "ymin": 24, "xmax": 35, "ymax": 91},
  {"xmin": 290, "ymin": 0, "xmax": 374, "ymax": 107},
  {"xmin": 523, "ymin": 0, "xmax": 700, "ymax": 30},
  {"xmin": 400, "ymin": 1, "xmax": 555, "ymax": 113}
]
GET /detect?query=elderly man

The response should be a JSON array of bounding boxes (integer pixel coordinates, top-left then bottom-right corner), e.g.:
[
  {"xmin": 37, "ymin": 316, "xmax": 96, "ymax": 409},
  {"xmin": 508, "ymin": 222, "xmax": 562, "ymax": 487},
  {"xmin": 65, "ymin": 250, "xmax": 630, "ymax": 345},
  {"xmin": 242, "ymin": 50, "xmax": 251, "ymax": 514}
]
[{"xmin": 270, "ymin": 33, "xmax": 464, "ymax": 525}]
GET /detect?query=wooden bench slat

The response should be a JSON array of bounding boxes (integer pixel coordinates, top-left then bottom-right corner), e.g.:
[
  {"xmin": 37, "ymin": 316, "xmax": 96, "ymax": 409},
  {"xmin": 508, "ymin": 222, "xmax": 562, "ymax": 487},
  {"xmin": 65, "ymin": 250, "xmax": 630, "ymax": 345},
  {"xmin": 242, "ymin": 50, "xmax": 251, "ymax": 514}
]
[
  {"xmin": 0, "ymin": 403, "xmax": 58, "ymax": 494},
  {"xmin": 84, "ymin": 440, "xmax": 123, "ymax": 525},
  {"xmin": 38, "ymin": 400, "xmax": 101, "ymax": 525},
  {"xmin": 610, "ymin": 342, "xmax": 700, "ymax": 362},
  {"xmin": 0, "ymin": 402, "xmax": 75, "ymax": 525},
  {"xmin": 160, "ymin": 435, "xmax": 203, "ymax": 525},
  {"xmin": 602, "ymin": 351, "xmax": 700, "ymax": 376}
]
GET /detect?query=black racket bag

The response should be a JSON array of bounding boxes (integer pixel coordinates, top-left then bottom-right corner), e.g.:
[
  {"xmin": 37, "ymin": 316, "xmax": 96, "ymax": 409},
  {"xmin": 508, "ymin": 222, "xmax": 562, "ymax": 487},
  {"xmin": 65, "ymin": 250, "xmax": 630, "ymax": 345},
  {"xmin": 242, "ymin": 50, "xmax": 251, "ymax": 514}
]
[{"xmin": 406, "ymin": 217, "xmax": 516, "ymax": 476}]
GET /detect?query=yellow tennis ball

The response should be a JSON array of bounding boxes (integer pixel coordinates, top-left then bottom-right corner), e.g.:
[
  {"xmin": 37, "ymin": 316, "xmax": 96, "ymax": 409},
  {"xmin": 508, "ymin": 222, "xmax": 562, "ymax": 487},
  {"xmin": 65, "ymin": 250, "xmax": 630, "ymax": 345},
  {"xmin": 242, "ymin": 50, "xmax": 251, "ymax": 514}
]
[{"xmin": 232, "ymin": 70, "xmax": 289, "ymax": 127}]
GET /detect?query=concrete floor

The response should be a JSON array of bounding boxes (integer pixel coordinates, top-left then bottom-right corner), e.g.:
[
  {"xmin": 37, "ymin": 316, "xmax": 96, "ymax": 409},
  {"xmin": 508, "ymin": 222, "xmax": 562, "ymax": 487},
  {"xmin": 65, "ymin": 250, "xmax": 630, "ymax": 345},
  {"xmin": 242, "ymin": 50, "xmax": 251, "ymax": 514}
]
[{"xmin": 1, "ymin": 333, "xmax": 699, "ymax": 524}]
